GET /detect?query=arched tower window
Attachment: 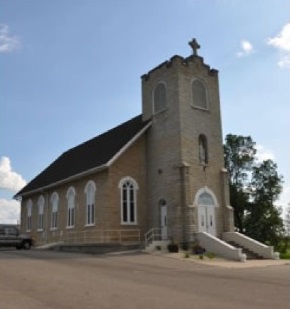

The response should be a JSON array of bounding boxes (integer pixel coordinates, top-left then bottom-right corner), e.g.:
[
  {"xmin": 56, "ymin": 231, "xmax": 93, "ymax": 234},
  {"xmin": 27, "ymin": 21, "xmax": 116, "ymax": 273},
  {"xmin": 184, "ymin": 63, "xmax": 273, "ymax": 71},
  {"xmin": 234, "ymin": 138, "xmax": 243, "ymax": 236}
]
[
  {"xmin": 66, "ymin": 187, "xmax": 76, "ymax": 228},
  {"xmin": 119, "ymin": 177, "xmax": 138, "ymax": 224},
  {"xmin": 37, "ymin": 195, "xmax": 45, "ymax": 230},
  {"xmin": 84, "ymin": 181, "xmax": 96, "ymax": 226},
  {"xmin": 153, "ymin": 83, "xmax": 167, "ymax": 114},
  {"xmin": 192, "ymin": 79, "xmax": 208, "ymax": 109},
  {"xmin": 198, "ymin": 134, "xmax": 208, "ymax": 165},
  {"xmin": 26, "ymin": 199, "xmax": 33, "ymax": 231},
  {"xmin": 50, "ymin": 192, "xmax": 59, "ymax": 229}
]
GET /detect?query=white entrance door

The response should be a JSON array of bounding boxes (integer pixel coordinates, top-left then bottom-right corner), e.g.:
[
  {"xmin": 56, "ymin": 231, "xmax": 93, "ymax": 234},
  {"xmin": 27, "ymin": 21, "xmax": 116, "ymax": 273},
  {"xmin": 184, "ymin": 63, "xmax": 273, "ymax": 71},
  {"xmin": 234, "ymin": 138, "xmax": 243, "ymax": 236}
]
[
  {"xmin": 198, "ymin": 205, "xmax": 216, "ymax": 236},
  {"xmin": 160, "ymin": 206, "xmax": 167, "ymax": 240}
]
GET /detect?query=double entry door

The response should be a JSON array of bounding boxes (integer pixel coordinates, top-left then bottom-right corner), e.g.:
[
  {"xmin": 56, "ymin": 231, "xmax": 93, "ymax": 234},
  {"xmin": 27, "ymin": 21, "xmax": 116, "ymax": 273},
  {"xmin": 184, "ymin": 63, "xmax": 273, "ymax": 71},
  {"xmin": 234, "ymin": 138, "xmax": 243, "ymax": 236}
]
[{"xmin": 198, "ymin": 205, "xmax": 216, "ymax": 236}]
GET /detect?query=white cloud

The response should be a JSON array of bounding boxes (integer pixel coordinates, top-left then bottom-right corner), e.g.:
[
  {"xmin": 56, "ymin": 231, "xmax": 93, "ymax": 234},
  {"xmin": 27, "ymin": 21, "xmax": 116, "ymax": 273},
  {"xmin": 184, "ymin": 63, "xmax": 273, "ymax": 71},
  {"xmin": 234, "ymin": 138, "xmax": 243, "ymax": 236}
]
[
  {"xmin": 237, "ymin": 40, "xmax": 254, "ymax": 57},
  {"xmin": 0, "ymin": 198, "xmax": 20, "ymax": 224},
  {"xmin": 0, "ymin": 156, "xmax": 26, "ymax": 192},
  {"xmin": 267, "ymin": 23, "xmax": 290, "ymax": 69},
  {"xmin": 255, "ymin": 144, "xmax": 275, "ymax": 163},
  {"xmin": 0, "ymin": 24, "xmax": 20, "ymax": 53}
]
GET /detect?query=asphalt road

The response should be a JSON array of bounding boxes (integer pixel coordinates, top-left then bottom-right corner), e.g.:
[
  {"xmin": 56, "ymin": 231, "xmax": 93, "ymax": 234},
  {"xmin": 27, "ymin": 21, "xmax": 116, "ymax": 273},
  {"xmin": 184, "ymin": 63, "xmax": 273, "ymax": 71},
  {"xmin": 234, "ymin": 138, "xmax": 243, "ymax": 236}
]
[{"xmin": 0, "ymin": 249, "xmax": 289, "ymax": 309}]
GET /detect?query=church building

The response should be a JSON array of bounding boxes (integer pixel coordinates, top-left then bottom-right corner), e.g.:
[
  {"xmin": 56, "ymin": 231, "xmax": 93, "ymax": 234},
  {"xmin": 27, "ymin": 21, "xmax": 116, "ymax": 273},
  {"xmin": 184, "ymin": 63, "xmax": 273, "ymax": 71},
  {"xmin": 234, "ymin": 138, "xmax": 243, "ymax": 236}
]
[{"xmin": 15, "ymin": 39, "xmax": 278, "ymax": 260}]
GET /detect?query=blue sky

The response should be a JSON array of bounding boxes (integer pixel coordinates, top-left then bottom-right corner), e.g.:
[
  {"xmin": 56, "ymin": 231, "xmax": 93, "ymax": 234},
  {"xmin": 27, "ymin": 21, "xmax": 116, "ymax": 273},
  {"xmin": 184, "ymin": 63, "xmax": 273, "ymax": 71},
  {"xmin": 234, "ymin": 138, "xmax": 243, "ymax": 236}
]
[{"xmin": 1, "ymin": 0, "xmax": 289, "ymax": 223}]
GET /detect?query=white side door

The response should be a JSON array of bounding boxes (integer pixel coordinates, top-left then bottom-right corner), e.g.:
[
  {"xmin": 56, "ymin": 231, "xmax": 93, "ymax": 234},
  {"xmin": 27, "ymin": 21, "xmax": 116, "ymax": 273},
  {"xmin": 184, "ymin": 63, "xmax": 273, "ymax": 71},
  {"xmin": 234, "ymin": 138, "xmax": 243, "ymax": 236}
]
[{"xmin": 160, "ymin": 206, "xmax": 167, "ymax": 240}]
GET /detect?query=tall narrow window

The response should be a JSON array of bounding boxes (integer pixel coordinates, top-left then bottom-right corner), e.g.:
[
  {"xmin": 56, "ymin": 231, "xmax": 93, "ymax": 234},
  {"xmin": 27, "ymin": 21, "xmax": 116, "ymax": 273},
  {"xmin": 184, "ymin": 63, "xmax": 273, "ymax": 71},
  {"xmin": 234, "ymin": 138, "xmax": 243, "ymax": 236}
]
[
  {"xmin": 26, "ymin": 200, "xmax": 32, "ymax": 231},
  {"xmin": 198, "ymin": 134, "xmax": 208, "ymax": 165},
  {"xmin": 50, "ymin": 192, "xmax": 59, "ymax": 229},
  {"xmin": 37, "ymin": 195, "xmax": 45, "ymax": 231},
  {"xmin": 84, "ymin": 181, "xmax": 96, "ymax": 226},
  {"xmin": 66, "ymin": 187, "xmax": 76, "ymax": 228},
  {"xmin": 192, "ymin": 79, "xmax": 208, "ymax": 109},
  {"xmin": 119, "ymin": 177, "xmax": 138, "ymax": 224},
  {"xmin": 153, "ymin": 83, "xmax": 166, "ymax": 114}
]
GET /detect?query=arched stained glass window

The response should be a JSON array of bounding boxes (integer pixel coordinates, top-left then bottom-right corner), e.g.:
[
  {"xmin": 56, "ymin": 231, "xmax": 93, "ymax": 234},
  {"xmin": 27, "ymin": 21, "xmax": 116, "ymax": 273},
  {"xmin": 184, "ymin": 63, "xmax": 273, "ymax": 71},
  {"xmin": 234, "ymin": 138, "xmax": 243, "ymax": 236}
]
[
  {"xmin": 66, "ymin": 187, "xmax": 76, "ymax": 228},
  {"xmin": 119, "ymin": 177, "xmax": 138, "ymax": 224},
  {"xmin": 198, "ymin": 192, "xmax": 214, "ymax": 205},
  {"xmin": 26, "ymin": 199, "xmax": 33, "ymax": 231},
  {"xmin": 37, "ymin": 195, "xmax": 45, "ymax": 230},
  {"xmin": 50, "ymin": 192, "xmax": 59, "ymax": 229},
  {"xmin": 84, "ymin": 181, "xmax": 96, "ymax": 226}
]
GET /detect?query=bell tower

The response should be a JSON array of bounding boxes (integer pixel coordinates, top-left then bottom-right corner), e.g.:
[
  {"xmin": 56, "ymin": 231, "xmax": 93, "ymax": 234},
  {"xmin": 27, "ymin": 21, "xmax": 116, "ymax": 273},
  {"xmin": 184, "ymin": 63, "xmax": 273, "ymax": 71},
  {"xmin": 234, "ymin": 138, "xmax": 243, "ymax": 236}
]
[{"xmin": 142, "ymin": 39, "xmax": 232, "ymax": 243}]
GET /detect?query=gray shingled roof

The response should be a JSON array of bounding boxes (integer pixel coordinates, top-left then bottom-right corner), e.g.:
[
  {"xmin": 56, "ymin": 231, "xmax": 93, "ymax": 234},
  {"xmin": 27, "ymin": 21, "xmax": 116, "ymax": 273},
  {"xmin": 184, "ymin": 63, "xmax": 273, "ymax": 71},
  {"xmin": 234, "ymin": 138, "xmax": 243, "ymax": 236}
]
[{"xmin": 15, "ymin": 115, "xmax": 149, "ymax": 198}]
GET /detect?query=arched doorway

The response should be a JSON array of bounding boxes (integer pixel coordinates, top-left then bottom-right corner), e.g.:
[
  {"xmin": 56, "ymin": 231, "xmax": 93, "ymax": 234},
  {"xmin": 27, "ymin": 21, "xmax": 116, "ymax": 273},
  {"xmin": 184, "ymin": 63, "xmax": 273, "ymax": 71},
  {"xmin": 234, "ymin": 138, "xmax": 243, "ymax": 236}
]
[{"xmin": 194, "ymin": 188, "xmax": 217, "ymax": 236}]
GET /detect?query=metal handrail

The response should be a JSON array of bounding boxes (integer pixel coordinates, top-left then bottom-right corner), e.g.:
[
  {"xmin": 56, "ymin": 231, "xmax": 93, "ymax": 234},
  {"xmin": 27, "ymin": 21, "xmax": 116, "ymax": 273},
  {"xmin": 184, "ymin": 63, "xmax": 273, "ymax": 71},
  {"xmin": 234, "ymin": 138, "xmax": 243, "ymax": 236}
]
[
  {"xmin": 42, "ymin": 228, "xmax": 141, "ymax": 245},
  {"xmin": 144, "ymin": 227, "xmax": 162, "ymax": 247}
]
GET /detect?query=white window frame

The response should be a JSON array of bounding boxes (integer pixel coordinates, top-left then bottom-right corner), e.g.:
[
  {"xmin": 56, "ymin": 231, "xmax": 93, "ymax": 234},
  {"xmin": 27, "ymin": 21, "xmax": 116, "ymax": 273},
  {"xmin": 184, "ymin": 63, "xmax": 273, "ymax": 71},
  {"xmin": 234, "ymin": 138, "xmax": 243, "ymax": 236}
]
[
  {"xmin": 50, "ymin": 192, "xmax": 59, "ymax": 230},
  {"xmin": 118, "ymin": 177, "xmax": 138, "ymax": 225},
  {"xmin": 26, "ymin": 199, "xmax": 33, "ymax": 232},
  {"xmin": 84, "ymin": 180, "xmax": 96, "ymax": 226},
  {"xmin": 66, "ymin": 187, "xmax": 76, "ymax": 228},
  {"xmin": 37, "ymin": 195, "xmax": 45, "ymax": 231}
]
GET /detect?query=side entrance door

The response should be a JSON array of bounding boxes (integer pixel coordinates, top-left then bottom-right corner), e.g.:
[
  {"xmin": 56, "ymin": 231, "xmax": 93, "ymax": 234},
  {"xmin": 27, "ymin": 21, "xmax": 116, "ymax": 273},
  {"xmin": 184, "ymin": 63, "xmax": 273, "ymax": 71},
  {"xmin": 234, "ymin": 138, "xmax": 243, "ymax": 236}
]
[{"xmin": 160, "ymin": 205, "xmax": 167, "ymax": 240}]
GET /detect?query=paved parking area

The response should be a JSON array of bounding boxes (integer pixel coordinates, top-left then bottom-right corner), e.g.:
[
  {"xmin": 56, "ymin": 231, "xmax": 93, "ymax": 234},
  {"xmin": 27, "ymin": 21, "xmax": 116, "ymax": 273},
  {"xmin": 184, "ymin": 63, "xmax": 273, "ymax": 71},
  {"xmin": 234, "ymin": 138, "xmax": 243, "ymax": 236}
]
[{"xmin": 0, "ymin": 249, "xmax": 289, "ymax": 309}]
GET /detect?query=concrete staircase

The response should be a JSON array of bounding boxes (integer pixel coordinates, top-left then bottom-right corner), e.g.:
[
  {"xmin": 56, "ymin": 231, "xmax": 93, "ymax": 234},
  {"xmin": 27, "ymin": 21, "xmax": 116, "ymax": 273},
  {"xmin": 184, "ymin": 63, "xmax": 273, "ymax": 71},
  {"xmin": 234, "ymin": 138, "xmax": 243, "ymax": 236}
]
[
  {"xmin": 145, "ymin": 240, "xmax": 169, "ymax": 252},
  {"xmin": 222, "ymin": 232, "xmax": 279, "ymax": 260},
  {"xmin": 225, "ymin": 241, "xmax": 263, "ymax": 260}
]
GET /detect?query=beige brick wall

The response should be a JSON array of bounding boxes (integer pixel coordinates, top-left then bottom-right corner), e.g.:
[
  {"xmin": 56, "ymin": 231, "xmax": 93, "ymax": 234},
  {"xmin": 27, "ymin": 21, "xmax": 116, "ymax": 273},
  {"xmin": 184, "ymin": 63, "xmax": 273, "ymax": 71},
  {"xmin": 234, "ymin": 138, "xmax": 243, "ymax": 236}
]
[
  {"xmin": 142, "ymin": 55, "xmax": 232, "ymax": 242},
  {"xmin": 107, "ymin": 135, "xmax": 147, "ymax": 240},
  {"xmin": 20, "ymin": 136, "xmax": 148, "ymax": 245}
]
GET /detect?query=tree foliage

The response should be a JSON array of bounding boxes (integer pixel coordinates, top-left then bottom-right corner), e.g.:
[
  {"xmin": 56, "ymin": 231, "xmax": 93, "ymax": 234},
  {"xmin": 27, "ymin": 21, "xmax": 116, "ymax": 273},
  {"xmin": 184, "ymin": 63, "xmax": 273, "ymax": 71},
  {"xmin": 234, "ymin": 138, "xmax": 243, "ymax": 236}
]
[
  {"xmin": 224, "ymin": 134, "xmax": 256, "ymax": 187},
  {"xmin": 284, "ymin": 204, "xmax": 290, "ymax": 237},
  {"xmin": 224, "ymin": 134, "xmax": 284, "ymax": 246}
]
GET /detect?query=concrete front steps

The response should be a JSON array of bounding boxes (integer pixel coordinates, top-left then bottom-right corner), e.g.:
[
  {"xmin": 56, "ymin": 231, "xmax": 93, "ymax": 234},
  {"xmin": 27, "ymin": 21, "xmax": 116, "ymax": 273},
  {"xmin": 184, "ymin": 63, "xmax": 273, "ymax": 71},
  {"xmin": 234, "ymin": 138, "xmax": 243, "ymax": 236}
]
[
  {"xmin": 222, "ymin": 232, "xmax": 279, "ymax": 260},
  {"xmin": 195, "ymin": 231, "xmax": 279, "ymax": 261},
  {"xmin": 145, "ymin": 240, "xmax": 170, "ymax": 252},
  {"xmin": 225, "ymin": 241, "xmax": 263, "ymax": 260}
]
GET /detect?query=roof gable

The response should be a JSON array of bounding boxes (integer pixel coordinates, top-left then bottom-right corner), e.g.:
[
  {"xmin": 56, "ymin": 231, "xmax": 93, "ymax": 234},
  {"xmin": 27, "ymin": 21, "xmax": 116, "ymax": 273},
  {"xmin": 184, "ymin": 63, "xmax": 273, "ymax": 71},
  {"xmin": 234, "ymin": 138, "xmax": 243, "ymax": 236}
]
[{"xmin": 15, "ymin": 115, "xmax": 150, "ymax": 197}]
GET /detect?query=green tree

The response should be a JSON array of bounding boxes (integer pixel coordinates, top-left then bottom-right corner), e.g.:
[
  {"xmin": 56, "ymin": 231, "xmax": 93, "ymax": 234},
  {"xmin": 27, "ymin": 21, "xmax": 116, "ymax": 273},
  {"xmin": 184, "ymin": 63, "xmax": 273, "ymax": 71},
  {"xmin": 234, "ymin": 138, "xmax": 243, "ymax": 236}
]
[
  {"xmin": 224, "ymin": 135, "xmax": 284, "ymax": 246},
  {"xmin": 224, "ymin": 134, "xmax": 256, "ymax": 232},
  {"xmin": 284, "ymin": 204, "xmax": 290, "ymax": 237},
  {"xmin": 281, "ymin": 204, "xmax": 290, "ymax": 252}
]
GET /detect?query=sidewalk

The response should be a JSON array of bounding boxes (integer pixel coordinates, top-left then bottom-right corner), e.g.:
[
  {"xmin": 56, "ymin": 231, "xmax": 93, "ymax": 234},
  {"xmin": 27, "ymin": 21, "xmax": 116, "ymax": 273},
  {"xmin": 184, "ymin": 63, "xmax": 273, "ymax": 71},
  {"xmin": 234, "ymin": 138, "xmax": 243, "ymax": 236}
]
[{"xmin": 148, "ymin": 251, "xmax": 290, "ymax": 268}]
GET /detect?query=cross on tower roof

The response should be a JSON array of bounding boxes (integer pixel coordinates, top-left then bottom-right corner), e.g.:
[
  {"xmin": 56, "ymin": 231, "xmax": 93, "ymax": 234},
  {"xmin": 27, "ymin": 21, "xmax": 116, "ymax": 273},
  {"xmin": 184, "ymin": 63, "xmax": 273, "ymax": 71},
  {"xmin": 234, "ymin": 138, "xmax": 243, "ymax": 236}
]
[{"xmin": 188, "ymin": 38, "xmax": 200, "ymax": 56}]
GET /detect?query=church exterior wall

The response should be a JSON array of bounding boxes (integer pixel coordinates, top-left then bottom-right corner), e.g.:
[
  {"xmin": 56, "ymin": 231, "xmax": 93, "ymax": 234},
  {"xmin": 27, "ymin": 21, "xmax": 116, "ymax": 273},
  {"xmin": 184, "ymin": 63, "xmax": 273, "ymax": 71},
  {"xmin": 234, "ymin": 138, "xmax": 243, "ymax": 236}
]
[
  {"xmin": 142, "ymin": 53, "xmax": 233, "ymax": 243},
  {"xmin": 20, "ymin": 170, "xmax": 110, "ymax": 245},
  {"xmin": 18, "ymin": 40, "xmax": 234, "ymax": 248},
  {"xmin": 19, "ymin": 136, "xmax": 147, "ymax": 245},
  {"xmin": 142, "ymin": 58, "xmax": 185, "ymax": 243},
  {"xmin": 177, "ymin": 57, "xmax": 226, "ymax": 238},
  {"xmin": 107, "ymin": 134, "xmax": 147, "ymax": 240}
]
